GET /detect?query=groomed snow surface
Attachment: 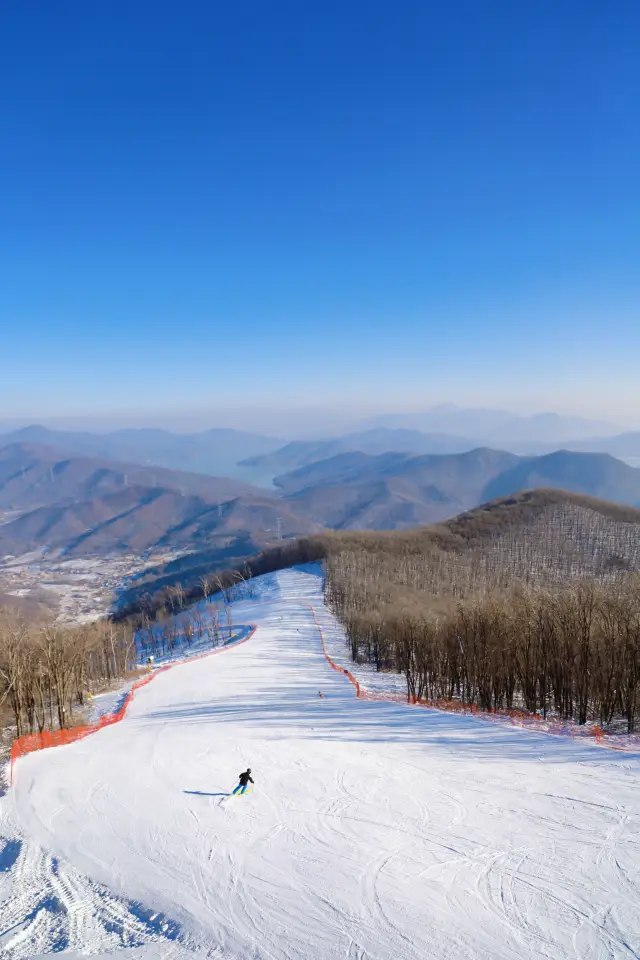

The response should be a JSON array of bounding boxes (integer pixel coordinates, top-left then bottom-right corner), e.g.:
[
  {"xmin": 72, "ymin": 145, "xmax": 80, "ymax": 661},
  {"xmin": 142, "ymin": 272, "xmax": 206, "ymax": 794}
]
[{"xmin": 2, "ymin": 565, "xmax": 640, "ymax": 959}]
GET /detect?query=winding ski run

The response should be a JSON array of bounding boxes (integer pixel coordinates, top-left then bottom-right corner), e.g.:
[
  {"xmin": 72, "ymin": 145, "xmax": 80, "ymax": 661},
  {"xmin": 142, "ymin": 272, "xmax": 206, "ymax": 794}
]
[{"xmin": 2, "ymin": 566, "xmax": 640, "ymax": 959}]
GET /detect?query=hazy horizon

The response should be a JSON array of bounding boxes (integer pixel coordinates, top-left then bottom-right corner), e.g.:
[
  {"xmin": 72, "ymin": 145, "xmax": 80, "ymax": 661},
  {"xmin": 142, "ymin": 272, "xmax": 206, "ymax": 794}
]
[
  {"xmin": 2, "ymin": 2, "xmax": 639, "ymax": 432},
  {"xmin": 1, "ymin": 400, "xmax": 639, "ymax": 441}
]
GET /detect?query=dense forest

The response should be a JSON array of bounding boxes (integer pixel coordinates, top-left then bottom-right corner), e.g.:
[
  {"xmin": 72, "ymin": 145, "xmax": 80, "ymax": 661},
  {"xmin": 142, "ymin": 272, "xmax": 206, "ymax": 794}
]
[
  {"xmin": 0, "ymin": 615, "xmax": 136, "ymax": 739},
  {"xmin": 324, "ymin": 500, "xmax": 640, "ymax": 732},
  {"xmin": 5, "ymin": 491, "xmax": 640, "ymax": 742}
]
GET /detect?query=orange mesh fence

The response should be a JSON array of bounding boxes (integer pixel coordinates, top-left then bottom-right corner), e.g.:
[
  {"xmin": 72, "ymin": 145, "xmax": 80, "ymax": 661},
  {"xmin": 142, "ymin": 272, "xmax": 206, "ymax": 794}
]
[
  {"xmin": 311, "ymin": 605, "xmax": 361, "ymax": 697},
  {"xmin": 310, "ymin": 604, "xmax": 636, "ymax": 753},
  {"xmin": 14, "ymin": 595, "xmax": 631, "ymax": 779},
  {"xmin": 355, "ymin": 684, "xmax": 628, "ymax": 749},
  {"xmin": 10, "ymin": 625, "xmax": 257, "ymax": 783}
]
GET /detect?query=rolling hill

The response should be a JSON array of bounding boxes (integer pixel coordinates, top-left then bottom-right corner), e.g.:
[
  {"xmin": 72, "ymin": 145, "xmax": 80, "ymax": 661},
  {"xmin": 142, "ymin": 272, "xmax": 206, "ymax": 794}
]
[
  {"xmin": 356, "ymin": 404, "xmax": 620, "ymax": 442},
  {"xmin": 0, "ymin": 442, "xmax": 264, "ymax": 511},
  {"xmin": 114, "ymin": 488, "xmax": 640, "ymax": 619},
  {"xmin": 2, "ymin": 441, "xmax": 640, "ymax": 561},
  {"xmin": 274, "ymin": 448, "xmax": 640, "ymax": 530},
  {"xmin": 239, "ymin": 428, "xmax": 482, "ymax": 476},
  {"xmin": 3, "ymin": 418, "xmax": 640, "ymax": 491},
  {"xmin": 0, "ymin": 487, "xmax": 320, "ymax": 558},
  {"xmin": 482, "ymin": 450, "xmax": 640, "ymax": 505},
  {"xmin": 0, "ymin": 426, "xmax": 281, "ymax": 480},
  {"xmin": 566, "ymin": 431, "xmax": 640, "ymax": 458},
  {"xmin": 276, "ymin": 448, "xmax": 520, "ymax": 528},
  {"xmin": 324, "ymin": 488, "xmax": 640, "ymax": 607},
  {"xmin": 0, "ymin": 444, "xmax": 319, "ymax": 558}
]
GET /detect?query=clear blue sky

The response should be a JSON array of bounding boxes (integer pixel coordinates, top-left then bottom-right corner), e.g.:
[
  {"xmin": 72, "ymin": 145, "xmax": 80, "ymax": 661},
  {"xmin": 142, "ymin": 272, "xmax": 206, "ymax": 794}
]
[{"xmin": 2, "ymin": 1, "xmax": 639, "ymax": 426}]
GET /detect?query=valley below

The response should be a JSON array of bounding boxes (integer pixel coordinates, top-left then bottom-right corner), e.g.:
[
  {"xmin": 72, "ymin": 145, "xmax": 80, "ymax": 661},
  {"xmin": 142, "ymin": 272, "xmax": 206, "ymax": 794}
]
[
  {"xmin": 0, "ymin": 546, "xmax": 185, "ymax": 622},
  {"xmin": 2, "ymin": 422, "xmax": 640, "ymax": 622}
]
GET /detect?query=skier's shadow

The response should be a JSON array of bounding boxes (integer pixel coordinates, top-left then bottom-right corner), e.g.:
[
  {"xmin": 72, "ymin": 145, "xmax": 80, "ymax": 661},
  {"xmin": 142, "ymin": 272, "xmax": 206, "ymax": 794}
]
[{"xmin": 183, "ymin": 790, "xmax": 230, "ymax": 797}]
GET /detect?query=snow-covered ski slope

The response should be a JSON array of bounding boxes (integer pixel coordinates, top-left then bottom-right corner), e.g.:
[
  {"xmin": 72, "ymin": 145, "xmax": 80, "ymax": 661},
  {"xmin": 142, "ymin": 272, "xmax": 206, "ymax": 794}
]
[{"xmin": 2, "ymin": 565, "xmax": 640, "ymax": 959}]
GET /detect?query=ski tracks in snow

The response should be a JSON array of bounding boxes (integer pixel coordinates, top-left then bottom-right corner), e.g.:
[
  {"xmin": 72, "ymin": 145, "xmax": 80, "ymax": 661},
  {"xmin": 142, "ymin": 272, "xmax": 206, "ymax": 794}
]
[
  {"xmin": 3, "ymin": 566, "xmax": 640, "ymax": 958},
  {"xmin": 0, "ymin": 816, "xmax": 199, "ymax": 958}
]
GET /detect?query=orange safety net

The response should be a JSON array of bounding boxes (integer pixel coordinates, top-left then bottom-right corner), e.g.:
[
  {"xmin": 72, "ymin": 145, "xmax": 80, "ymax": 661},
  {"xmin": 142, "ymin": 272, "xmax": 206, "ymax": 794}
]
[
  {"xmin": 14, "ymin": 596, "xmax": 624, "ymax": 779},
  {"xmin": 311, "ymin": 606, "xmax": 361, "ymax": 697},
  {"xmin": 10, "ymin": 626, "xmax": 257, "ymax": 784},
  {"xmin": 312, "ymin": 608, "xmax": 629, "ymax": 751},
  {"xmin": 359, "ymin": 685, "xmax": 619, "ymax": 746}
]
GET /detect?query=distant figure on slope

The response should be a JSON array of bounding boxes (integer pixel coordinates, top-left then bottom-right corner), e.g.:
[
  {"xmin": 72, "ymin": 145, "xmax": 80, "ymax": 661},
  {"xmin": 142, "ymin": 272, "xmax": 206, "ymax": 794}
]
[
  {"xmin": 318, "ymin": 690, "xmax": 324, "ymax": 698},
  {"xmin": 233, "ymin": 769, "xmax": 254, "ymax": 795}
]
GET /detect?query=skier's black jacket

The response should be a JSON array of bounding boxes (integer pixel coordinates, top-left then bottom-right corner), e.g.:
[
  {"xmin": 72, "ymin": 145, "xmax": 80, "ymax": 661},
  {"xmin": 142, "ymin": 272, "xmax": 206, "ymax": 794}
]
[{"xmin": 238, "ymin": 771, "xmax": 254, "ymax": 787}]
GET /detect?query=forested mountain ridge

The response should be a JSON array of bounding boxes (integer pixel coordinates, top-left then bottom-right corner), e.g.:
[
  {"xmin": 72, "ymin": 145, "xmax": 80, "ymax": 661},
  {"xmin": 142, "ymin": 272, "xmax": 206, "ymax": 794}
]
[{"xmin": 1, "ymin": 441, "xmax": 639, "ymax": 559}]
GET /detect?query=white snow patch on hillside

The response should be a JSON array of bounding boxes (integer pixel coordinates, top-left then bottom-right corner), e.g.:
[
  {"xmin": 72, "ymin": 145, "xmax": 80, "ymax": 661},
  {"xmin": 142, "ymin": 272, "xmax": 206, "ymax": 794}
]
[{"xmin": 1, "ymin": 565, "xmax": 640, "ymax": 958}]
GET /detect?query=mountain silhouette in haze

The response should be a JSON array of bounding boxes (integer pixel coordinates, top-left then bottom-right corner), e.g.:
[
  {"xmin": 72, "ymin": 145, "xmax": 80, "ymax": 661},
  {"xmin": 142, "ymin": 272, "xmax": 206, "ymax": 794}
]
[{"xmin": 1, "ymin": 442, "xmax": 639, "ymax": 555}]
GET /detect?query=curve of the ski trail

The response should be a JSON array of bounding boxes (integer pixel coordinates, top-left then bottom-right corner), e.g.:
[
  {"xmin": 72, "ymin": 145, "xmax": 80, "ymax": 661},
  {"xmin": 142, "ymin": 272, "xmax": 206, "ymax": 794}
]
[{"xmin": 4, "ymin": 567, "xmax": 640, "ymax": 960}]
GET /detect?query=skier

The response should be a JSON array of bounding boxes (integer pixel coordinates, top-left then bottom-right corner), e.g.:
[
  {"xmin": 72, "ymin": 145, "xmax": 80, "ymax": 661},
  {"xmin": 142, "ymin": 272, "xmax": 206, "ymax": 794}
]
[{"xmin": 233, "ymin": 768, "xmax": 254, "ymax": 795}]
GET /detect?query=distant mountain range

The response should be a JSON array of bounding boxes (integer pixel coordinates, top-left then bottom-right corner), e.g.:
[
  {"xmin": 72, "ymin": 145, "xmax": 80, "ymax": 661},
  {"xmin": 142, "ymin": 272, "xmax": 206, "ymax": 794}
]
[
  {"xmin": 273, "ymin": 448, "xmax": 640, "ymax": 530},
  {"xmin": 565, "ymin": 432, "xmax": 640, "ymax": 457},
  {"xmin": 0, "ymin": 442, "xmax": 264, "ymax": 510},
  {"xmin": 0, "ymin": 443, "xmax": 318, "ymax": 558},
  {"xmin": 2, "ymin": 415, "xmax": 640, "ymax": 489},
  {"xmin": 274, "ymin": 448, "xmax": 514, "ymax": 529},
  {"xmin": 239, "ymin": 428, "xmax": 480, "ymax": 474},
  {"xmin": 356, "ymin": 404, "xmax": 623, "ymax": 443},
  {"xmin": 1, "ymin": 405, "xmax": 625, "ymax": 444},
  {"xmin": 0, "ymin": 425, "xmax": 282, "ymax": 483},
  {"xmin": 243, "ymin": 425, "xmax": 640, "ymax": 479},
  {"xmin": 1, "ymin": 440, "xmax": 639, "ymax": 558}
]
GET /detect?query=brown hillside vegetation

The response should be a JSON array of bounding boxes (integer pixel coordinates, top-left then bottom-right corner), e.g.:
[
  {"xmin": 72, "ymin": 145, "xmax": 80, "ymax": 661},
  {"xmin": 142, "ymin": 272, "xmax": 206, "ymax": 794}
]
[
  {"xmin": 323, "ymin": 490, "xmax": 640, "ymax": 732},
  {"xmin": 0, "ymin": 613, "xmax": 137, "ymax": 742},
  {"xmin": 327, "ymin": 489, "xmax": 640, "ymax": 594},
  {"xmin": 0, "ymin": 488, "xmax": 320, "ymax": 557},
  {"xmin": 119, "ymin": 489, "xmax": 640, "ymax": 734},
  {"xmin": 117, "ymin": 487, "xmax": 640, "ymax": 618}
]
